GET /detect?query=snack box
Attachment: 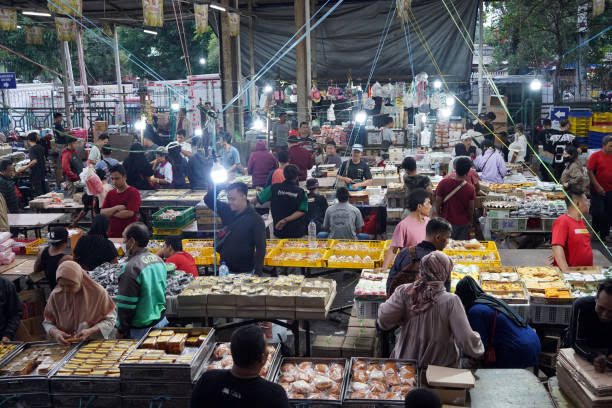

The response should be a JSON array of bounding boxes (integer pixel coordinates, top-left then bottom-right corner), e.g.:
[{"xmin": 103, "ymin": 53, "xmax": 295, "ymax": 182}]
[
  {"xmin": 343, "ymin": 358, "xmax": 418, "ymax": 404},
  {"xmin": 517, "ymin": 266, "xmax": 572, "ymax": 304},
  {"xmin": 202, "ymin": 342, "xmax": 281, "ymax": 381}
]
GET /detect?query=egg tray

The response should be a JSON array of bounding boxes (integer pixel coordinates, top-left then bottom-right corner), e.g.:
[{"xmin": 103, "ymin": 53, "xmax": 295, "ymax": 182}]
[
  {"xmin": 342, "ymin": 358, "xmax": 420, "ymax": 405},
  {"xmin": 265, "ymin": 247, "xmax": 329, "ymax": 268},
  {"xmin": 443, "ymin": 249, "xmax": 501, "ymax": 267},
  {"xmin": 278, "ymin": 238, "xmax": 337, "ymax": 250},
  {"xmin": 201, "ymin": 342, "xmax": 282, "ymax": 382},
  {"xmin": 325, "ymin": 250, "xmax": 383, "ymax": 269},
  {"xmin": 331, "ymin": 240, "xmax": 389, "ymax": 255}
]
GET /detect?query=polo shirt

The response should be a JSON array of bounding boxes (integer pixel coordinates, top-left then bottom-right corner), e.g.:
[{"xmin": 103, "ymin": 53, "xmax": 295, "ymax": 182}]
[{"xmin": 551, "ymin": 214, "xmax": 593, "ymax": 267}]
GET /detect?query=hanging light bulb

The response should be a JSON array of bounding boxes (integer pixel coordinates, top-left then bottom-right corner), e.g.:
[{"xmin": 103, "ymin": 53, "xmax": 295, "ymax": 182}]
[
  {"xmin": 171, "ymin": 102, "xmax": 180, "ymax": 111},
  {"xmin": 210, "ymin": 162, "xmax": 228, "ymax": 184},
  {"xmin": 134, "ymin": 119, "xmax": 146, "ymax": 131},
  {"xmin": 263, "ymin": 85, "xmax": 273, "ymax": 94},
  {"xmin": 530, "ymin": 78, "xmax": 542, "ymax": 92},
  {"xmin": 445, "ymin": 95, "xmax": 455, "ymax": 107},
  {"xmin": 251, "ymin": 119, "xmax": 265, "ymax": 130},
  {"xmin": 195, "ymin": 128, "xmax": 203, "ymax": 136},
  {"xmin": 439, "ymin": 107, "xmax": 452, "ymax": 118},
  {"xmin": 433, "ymin": 79, "xmax": 442, "ymax": 89},
  {"xmin": 355, "ymin": 111, "xmax": 367, "ymax": 124}
]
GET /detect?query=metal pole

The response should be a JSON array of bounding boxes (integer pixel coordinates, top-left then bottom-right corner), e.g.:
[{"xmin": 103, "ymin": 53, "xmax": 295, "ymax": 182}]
[
  {"xmin": 235, "ymin": 0, "xmax": 244, "ymax": 140},
  {"xmin": 305, "ymin": 0, "xmax": 312, "ymax": 121},
  {"xmin": 248, "ymin": 0, "xmax": 257, "ymax": 119},
  {"xmin": 59, "ymin": 41, "xmax": 72, "ymax": 128},
  {"xmin": 477, "ymin": 0, "xmax": 484, "ymax": 115},
  {"xmin": 113, "ymin": 25, "xmax": 124, "ymax": 123},
  {"xmin": 75, "ymin": 28, "xmax": 89, "ymax": 135}
]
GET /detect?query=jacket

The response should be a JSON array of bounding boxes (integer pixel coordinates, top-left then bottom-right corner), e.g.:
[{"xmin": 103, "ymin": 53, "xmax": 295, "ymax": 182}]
[
  {"xmin": 116, "ymin": 249, "xmax": 167, "ymax": 334},
  {"xmin": 0, "ymin": 175, "xmax": 19, "ymax": 213},
  {"xmin": 0, "ymin": 276, "xmax": 22, "ymax": 340},
  {"xmin": 61, "ymin": 148, "xmax": 84, "ymax": 181},
  {"xmin": 561, "ymin": 160, "xmax": 589, "ymax": 193},
  {"xmin": 248, "ymin": 141, "xmax": 278, "ymax": 187},
  {"xmin": 188, "ymin": 151, "xmax": 212, "ymax": 189}
]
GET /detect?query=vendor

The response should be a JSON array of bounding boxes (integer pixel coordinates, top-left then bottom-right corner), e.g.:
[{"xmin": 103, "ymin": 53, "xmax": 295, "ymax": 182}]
[
  {"xmin": 377, "ymin": 251, "xmax": 484, "ymax": 368},
  {"xmin": 0, "ymin": 160, "xmax": 20, "ymax": 213},
  {"xmin": 324, "ymin": 141, "xmax": 342, "ymax": 168},
  {"xmin": 271, "ymin": 111, "xmax": 291, "ymax": 149},
  {"xmin": 454, "ymin": 133, "xmax": 477, "ymax": 160},
  {"xmin": 101, "ymin": 164, "xmax": 141, "ymax": 238},
  {"xmin": 587, "ymin": 135, "xmax": 612, "ymax": 244},
  {"xmin": 305, "ymin": 178, "xmax": 328, "ymax": 233},
  {"xmin": 168, "ymin": 142, "xmax": 189, "ymax": 189},
  {"xmin": 160, "ymin": 236, "xmax": 198, "ymax": 278},
  {"xmin": 474, "ymin": 140, "xmax": 506, "ymax": 184},
  {"xmin": 337, "ymin": 144, "xmax": 372, "ymax": 190},
  {"xmin": 287, "ymin": 135, "xmax": 313, "ymax": 182},
  {"xmin": 73, "ymin": 214, "xmax": 118, "ymax": 271},
  {"xmin": 0, "ymin": 276, "xmax": 22, "ymax": 342},
  {"xmin": 176, "ymin": 129, "xmax": 193, "ymax": 158},
  {"xmin": 566, "ymin": 279, "xmax": 612, "ymax": 372},
  {"xmin": 124, "ymin": 142, "xmax": 154, "ymax": 190},
  {"xmin": 34, "ymin": 227, "xmax": 72, "ymax": 290},
  {"xmin": 219, "ymin": 133, "xmax": 241, "ymax": 175},
  {"xmin": 297, "ymin": 121, "xmax": 316, "ymax": 153},
  {"xmin": 508, "ymin": 124, "xmax": 528, "ymax": 163},
  {"xmin": 551, "ymin": 188, "xmax": 593, "ymax": 272},
  {"xmin": 43, "ymin": 261, "xmax": 116, "ymax": 344},
  {"xmin": 152, "ymin": 148, "xmax": 173, "ymax": 188},
  {"xmin": 61, "ymin": 136, "xmax": 84, "ymax": 186},
  {"xmin": 88, "ymin": 133, "xmax": 109, "ymax": 165},
  {"xmin": 319, "ymin": 186, "xmax": 367, "ymax": 240},
  {"xmin": 402, "ymin": 157, "xmax": 432, "ymax": 195},
  {"xmin": 117, "ymin": 223, "xmax": 168, "ymax": 339},
  {"xmin": 381, "ymin": 117, "xmax": 395, "ymax": 148},
  {"xmin": 455, "ymin": 276, "xmax": 541, "ymax": 369},
  {"xmin": 17, "ymin": 132, "xmax": 49, "ymax": 197},
  {"xmin": 205, "ymin": 182, "xmax": 266, "ymax": 274}
]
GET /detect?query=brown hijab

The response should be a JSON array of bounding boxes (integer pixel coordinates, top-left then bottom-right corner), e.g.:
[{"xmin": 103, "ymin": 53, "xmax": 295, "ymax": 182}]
[
  {"xmin": 406, "ymin": 251, "xmax": 453, "ymax": 314},
  {"xmin": 44, "ymin": 261, "xmax": 115, "ymax": 334}
]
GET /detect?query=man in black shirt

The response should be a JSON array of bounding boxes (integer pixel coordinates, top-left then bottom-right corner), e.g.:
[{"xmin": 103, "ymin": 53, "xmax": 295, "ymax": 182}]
[
  {"xmin": 204, "ymin": 182, "xmax": 266, "ymax": 274},
  {"xmin": 0, "ymin": 160, "xmax": 19, "ymax": 213},
  {"xmin": 191, "ymin": 325, "xmax": 289, "ymax": 408},
  {"xmin": 53, "ymin": 112, "xmax": 67, "ymax": 144},
  {"xmin": 18, "ymin": 132, "xmax": 49, "ymax": 197},
  {"xmin": 474, "ymin": 112, "xmax": 497, "ymax": 143},
  {"xmin": 338, "ymin": 144, "xmax": 372, "ymax": 190},
  {"xmin": 401, "ymin": 156, "xmax": 432, "ymax": 195},
  {"xmin": 567, "ymin": 279, "xmax": 612, "ymax": 372},
  {"xmin": 305, "ymin": 178, "xmax": 328, "ymax": 233}
]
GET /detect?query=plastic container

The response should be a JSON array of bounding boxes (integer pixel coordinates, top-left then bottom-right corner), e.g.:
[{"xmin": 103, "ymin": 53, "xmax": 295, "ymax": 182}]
[
  {"xmin": 219, "ymin": 262, "xmax": 229, "ymax": 276},
  {"xmin": 152, "ymin": 207, "xmax": 196, "ymax": 229},
  {"xmin": 308, "ymin": 221, "xmax": 317, "ymax": 249}
]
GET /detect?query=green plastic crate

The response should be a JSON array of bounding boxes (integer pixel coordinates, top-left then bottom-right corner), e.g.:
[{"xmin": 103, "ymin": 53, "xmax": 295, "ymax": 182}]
[{"xmin": 152, "ymin": 206, "xmax": 195, "ymax": 229}]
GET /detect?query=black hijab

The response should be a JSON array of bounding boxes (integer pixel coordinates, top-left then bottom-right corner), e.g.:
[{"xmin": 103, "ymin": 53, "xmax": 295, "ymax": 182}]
[
  {"xmin": 88, "ymin": 214, "xmax": 109, "ymax": 238},
  {"xmin": 455, "ymin": 276, "xmax": 527, "ymax": 328}
]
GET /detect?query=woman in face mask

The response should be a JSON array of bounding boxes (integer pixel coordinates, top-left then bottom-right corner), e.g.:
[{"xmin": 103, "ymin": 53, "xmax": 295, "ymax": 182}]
[{"xmin": 560, "ymin": 145, "xmax": 589, "ymax": 193}]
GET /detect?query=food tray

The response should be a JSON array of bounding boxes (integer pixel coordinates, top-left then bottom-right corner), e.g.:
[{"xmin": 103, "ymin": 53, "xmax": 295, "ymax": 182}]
[
  {"xmin": 517, "ymin": 266, "xmax": 572, "ymax": 304},
  {"xmin": 444, "ymin": 249, "xmax": 501, "ymax": 267},
  {"xmin": 445, "ymin": 240, "xmax": 499, "ymax": 251},
  {"xmin": 25, "ymin": 238, "xmax": 46, "ymax": 255},
  {"xmin": 201, "ymin": 342, "xmax": 281, "ymax": 381},
  {"xmin": 265, "ymin": 247, "xmax": 328, "ymax": 267},
  {"xmin": 278, "ymin": 238, "xmax": 337, "ymax": 249},
  {"xmin": 271, "ymin": 357, "xmax": 349, "ymax": 405},
  {"xmin": 119, "ymin": 327, "xmax": 215, "ymax": 382},
  {"xmin": 342, "ymin": 358, "xmax": 419, "ymax": 405},
  {"xmin": 0, "ymin": 342, "xmax": 24, "ymax": 367},
  {"xmin": 331, "ymin": 240, "xmax": 388, "ymax": 255},
  {"xmin": 152, "ymin": 207, "xmax": 195, "ymax": 229},
  {"xmin": 326, "ymin": 251, "xmax": 382, "ymax": 269}
]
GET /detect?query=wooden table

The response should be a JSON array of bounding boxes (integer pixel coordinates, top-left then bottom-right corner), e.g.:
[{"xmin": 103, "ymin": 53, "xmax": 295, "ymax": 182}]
[
  {"xmin": 0, "ymin": 256, "xmax": 38, "ymax": 287},
  {"xmin": 8, "ymin": 213, "xmax": 67, "ymax": 237}
]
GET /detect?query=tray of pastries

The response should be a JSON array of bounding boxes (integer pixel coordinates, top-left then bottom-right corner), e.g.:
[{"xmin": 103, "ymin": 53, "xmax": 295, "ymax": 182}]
[
  {"xmin": 273, "ymin": 358, "xmax": 348, "ymax": 404},
  {"xmin": 0, "ymin": 342, "xmax": 74, "ymax": 378},
  {"xmin": 52, "ymin": 340, "xmax": 137, "ymax": 378},
  {"xmin": 344, "ymin": 358, "xmax": 417, "ymax": 403},
  {"xmin": 204, "ymin": 342, "xmax": 280, "ymax": 381},
  {"xmin": 0, "ymin": 342, "xmax": 22, "ymax": 366}
]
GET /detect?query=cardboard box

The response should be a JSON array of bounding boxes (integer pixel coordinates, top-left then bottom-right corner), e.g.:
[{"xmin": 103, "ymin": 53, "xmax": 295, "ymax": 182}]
[
  {"xmin": 423, "ymin": 365, "xmax": 474, "ymax": 407},
  {"xmin": 345, "ymin": 327, "xmax": 377, "ymax": 339},
  {"xmin": 312, "ymin": 335, "xmax": 344, "ymax": 358},
  {"xmin": 486, "ymin": 95, "xmax": 508, "ymax": 108},
  {"xmin": 207, "ymin": 293, "xmax": 236, "ymax": 307},
  {"xmin": 265, "ymin": 307, "xmax": 295, "ymax": 320},
  {"xmin": 348, "ymin": 317, "xmax": 376, "ymax": 329},
  {"xmin": 341, "ymin": 336, "xmax": 375, "ymax": 357},
  {"xmin": 206, "ymin": 305, "xmax": 236, "ymax": 318},
  {"xmin": 295, "ymin": 287, "xmax": 330, "ymax": 309}
]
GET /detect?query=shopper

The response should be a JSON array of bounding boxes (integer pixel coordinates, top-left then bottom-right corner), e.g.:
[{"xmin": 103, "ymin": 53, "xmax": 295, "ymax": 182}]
[
  {"xmin": 191, "ymin": 324, "xmax": 289, "ymax": 408},
  {"xmin": 269, "ymin": 149, "xmax": 289, "ymax": 185},
  {"xmin": 101, "ymin": 164, "xmax": 142, "ymax": 238},
  {"xmin": 34, "ymin": 227, "xmax": 72, "ymax": 290},
  {"xmin": 219, "ymin": 133, "xmax": 241, "ymax": 175},
  {"xmin": 435, "ymin": 157, "xmax": 475, "ymax": 240},
  {"xmin": 176, "ymin": 129, "xmax": 193, "ymax": 158},
  {"xmin": 176, "ymin": 108, "xmax": 193, "ymax": 138},
  {"xmin": 61, "ymin": 137, "xmax": 84, "ymax": 184},
  {"xmin": 0, "ymin": 276, "xmax": 22, "ymax": 342},
  {"xmin": 566, "ymin": 279, "xmax": 612, "ymax": 372},
  {"xmin": 117, "ymin": 223, "xmax": 168, "ymax": 339},
  {"xmin": 538, "ymin": 119, "xmax": 558, "ymax": 182},
  {"xmin": 272, "ymin": 112, "xmax": 291, "ymax": 149},
  {"xmin": 381, "ymin": 188, "xmax": 431, "ymax": 271},
  {"xmin": 160, "ymin": 236, "xmax": 198, "ymax": 278},
  {"xmin": 474, "ymin": 112, "xmax": 496, "ymax": 143},
  {"xmin": 551, "ymin": 188, "xmax": 593, "ymax": 272},
  {"xmin": 124, "ymin": 142, "xmax": 154, "ymax": 190},
  {"xmin": 319, "ymin": 186, "xmax": 366, "ymax": 240},
  {"xmin": 248, "ymin": 140, "xmax": 278, "ymax": 188},
  {"xmin": 305, "ymin": 178, "xmax": 328, "ymax": 233},
  {"xmin": 152, "ymin": 148, "xmax": 173, "ymax": 188},
  {"xmin": 205, "ymin": 182, "xmax": 266, "ymax": 274},
  {"xmin": 142, "ymin": 134, "xmax": 159, "ymax": 163},
  {"xmin": 0, "ymin": 160, "xmax": 20, "ymax": 213},
  {"xmin": 324, "ymin": 140, "xmax": 342, "ymax": 168},
  {"xmin": 508, "ymin": 124, "xmax": 528, "ymax": 163},
  {"xmin": 447, "ymin": 157, "xmax": 480, "ymax": 195},
  {"xmin": 168, "ymin": 142, "xmax": 189, "ymax": 188},
  {"xmin": 381, "ymin": 116, "xmax": 395, "ymax": 148},
  {"xmin": 550, "ymin": 119, "xmax": 579, "ymax": 180},
  {"xmin": 287, "ymin": 135, "xmax": 313, "ymax": 182},
  {"xmin": 95, "ymin": 146, "xmax": 119, "ymax": 181},
  {"xmin": 385, "ymin": 218, "xmax": 452, "ymax": 296},
  {"xmin": 455, "ymin": 276, "xmax": 541, "ymax": 369},
  {"xmin": 17, "ymin": 132, "xmax": 49, "ymax": 196},
  {"xmin": 88, "ymin": 133, "xmax": 109, "ymax": 165},
  {"xmin": 587, "ymin": 135, "xmax": 612, "ymax": 243},
  {"xmin": 455, "ymin": 133, "xmax": 477, "ymax": 159},
  {"xmin": 377, "ymin": 251, "xmax": 484, "ymax": 368},
  {"xmin": 43, "ymin": 261, "xmax": 116, "ymax": 344},
  {"xmin": 297, "ymin": 121, "xmax": 316, "ymax": 153},
  {"xmin": 474, "ymin": 140, "xmax": 507, "ymax": 184},
  {"xmin": 405, "ymin": 389, "xmax": 441, "ymax": 408},
  {"xmin": 560, "ymin": 145, "xmax": 589, "ymax": 193},
  {"xmin": 338, "ymin": 144, "xmax": 373, "ymax": 190},
  {"xmin": 73, "ymin": 215, "xmax": 118, "ymax": 271},
  {"xmin": 256, "ymin": 164, "xmax": 308, "ymax": 238},
  {"xmin": 188, "ymin": 142, "xmax": 213, "ymax": 190},
  {"xmin": 402, "ymin": 157, "xmax": 432, "ymax": 195}
]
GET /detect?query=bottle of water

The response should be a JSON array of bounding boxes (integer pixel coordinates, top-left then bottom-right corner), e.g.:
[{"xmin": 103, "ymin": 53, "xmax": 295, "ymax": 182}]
[
  {"xmin": 219, "ymin": 262, "xmax": 229, "ymax": 277},
  {"xmin": 308, "ymin": 220, "xmax": 317, "ymax": 249},
  {"xmin": 434, "ymin": 160, "xmax": 440, "ymax": 176}
]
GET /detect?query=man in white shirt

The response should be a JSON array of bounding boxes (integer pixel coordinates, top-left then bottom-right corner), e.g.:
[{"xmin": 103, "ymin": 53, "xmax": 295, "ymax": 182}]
[
  {"xmin": 176, "ymin": 129, "xmax": 192, "ymax": 159},
  {"xmin": 88, "ymin": 133, "xmax": 109, "ymax": 165}
]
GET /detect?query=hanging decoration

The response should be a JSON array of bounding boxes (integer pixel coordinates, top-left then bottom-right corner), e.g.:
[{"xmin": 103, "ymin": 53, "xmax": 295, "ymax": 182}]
[
  {"xmin": 0, "ymin": 9, "xmax": 17, "ymax": 31},
  {"xmin": 413, "ymin": 72, "xmax": 428, "ymax": 107},
  {"xmin": 228, "ymin": 12, "xmax": 240, "ymax": 37},
  {"xmin": 396, "ymin": 0, "xmax": 411, "ymax": 22},
  {"xmin": 194, "ymin": 4, "xmax": 209, "ymax": 34},
  {"xmin": 55, "ymin": 17, "xmax": 75, "ymax": 41},
  {"xmin": 143, "ymin": 0, "xmax": 164, "ymax": 27},
  {"xmin": 47, "ymin": 0, "xmax": 82, "ymax": 16},
  {"xmin": 25, "ymin": 26, "xmax": 44, "ymax": 45}
]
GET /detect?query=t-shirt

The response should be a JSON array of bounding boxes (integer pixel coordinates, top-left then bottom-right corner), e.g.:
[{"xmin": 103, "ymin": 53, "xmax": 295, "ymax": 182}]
[
  {"xmin": 155, "ymin": 161, "xmax": 173, "ymax": 184},
  {"xmin": 191, "ymin": 370, "xmax": 289, "ymax": 408},
  {"xmin": 288, "ymin": 145, "xmax": 313, "ymax": 181},
  {"xmin": 88, "ymin": 145, "xmax": 102, "ymax": 163},
  {"xmin": 390, "ymin": 216, "xmax": 429, "ymax": 248},
  {"xmin": 102, "ymin": 187, "xmax": 142, "ymax": 238},
  {"xmin": 551, "ymin": 214, "xmax": 593, "ymax": 267},
  {"xmin": 180, "ymin": 142, "xmax": 192, "ymax": 159},
  {"xmin": 95, "ymin": 157, "xmax": 120, "ymax": 178},
  {"xmin": 324, "ymin": 155, "xmax": 342, "ymax": 168},
  {"xmin": 435, "ymin": 177, "xmax": 475, "ymax": 225},
  {"xmin": 28, "ymin": 144, "xmax": 46, "ymax": 182},
  {"xmin": 166, "ymin": 252, "xmax": 198, "ymax": 278},
  {"xmin": 382, "ymin": 128, "xmax": 395, "ymax": 144},
  {"xmin": 271, "ymin": 168, "xmax": 285, "ymax": 184},
  {"xmin": 272, "ymin": 122, "xmax": 291, "ymax": 146},
  {"xmin": 221, "ymin": 146, "xmax": 241, "ymax": 170},
  {"xmin": 339, "ymin": 159, "xmax": 372, "ymax": 182},
  {"xmin": 587, "ymin": 150, "xmax": 612, "ymax": 192},
  {"xmin": 323, "ymin": 202, "xmax": 364, "ymax": 240}
]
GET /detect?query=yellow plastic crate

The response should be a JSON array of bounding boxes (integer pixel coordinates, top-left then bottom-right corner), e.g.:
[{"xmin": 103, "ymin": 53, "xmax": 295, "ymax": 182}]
[
  {"xmin": 331, "ymin": 240, "xmax": 388, "ymax": 255},
  {"xmin": 265, "ymin": 247, "xmax": 328, "ymax": 267},
  {"xmin": 147, "ymin": 239, "xmax": 165, "ymax": 254},
  {"xmin": 195, "ymin": 253, "xmax": 220, "ymax": 266},
  {"xmin": 444, "ymin": 249, "xmax": 501, "ymax": 266},
  {"xmin": 152, "ymin": 226, "xmax": 183, "ymax": 236},
  {"xmin": 25, "ymin": 238, "xmax": 46, "ymax": 255},
  {"xmin": 277, "ymin": 239, "xmax": 337, "ymax": 249},
  {"xmin": 325, "ymin": 252, "xmax": 381, "ymax": 269}
]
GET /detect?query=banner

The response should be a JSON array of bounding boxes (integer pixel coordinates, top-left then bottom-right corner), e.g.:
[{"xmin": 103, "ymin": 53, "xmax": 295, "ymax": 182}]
[
  {"xmin": 47, "ymin": 0, "xmax": 82, "ymax": 16},
  {"xmin": 26, "ymin": 26, "xmax": 44, "ymax": 45},
  {"xmin": 143, "ymin": 0, "xmax": 164, "ymax": 27},
  {"xmin": 194, "ymin": 4, "xmax": 209, "ymax": 34},
  {"xmin": 55, "ymin": 17, "xmax": 75, "ymax": 41},
  {"xmin": 0, "ymin": 9, "xmax": 17, "ymax": 31},
  {"xmin": 228, "ymin": 12, "xmax": 240, "ymax": 37}
]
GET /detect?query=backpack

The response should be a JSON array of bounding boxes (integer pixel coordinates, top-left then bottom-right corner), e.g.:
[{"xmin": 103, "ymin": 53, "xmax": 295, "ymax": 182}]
[{"xmin": 387, "ymin": 246, "xmax": 421, "ymax": 297}]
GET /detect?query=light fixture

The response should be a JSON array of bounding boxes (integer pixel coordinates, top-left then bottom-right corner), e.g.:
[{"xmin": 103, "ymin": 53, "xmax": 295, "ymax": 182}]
[
  {"xmin": 210, "ymin": 162, "xmax": 228, "ymax": 184},
  {"xmin": 530, "ymin": 78, "xmax": 542, "ymax": 92},
  {"xmin": 199, "ymin": 57, "xmax": 206, "ymax": 65},
  {"xmin": 445, "ymin": 95, "xmax": 455, "ymax": 107},
  {"xmin": 433, "ymin": 79, "xmax": 442, "ymax": 89},
  {"xmin": 439, "ymin": 107, "xmax": 452, "ymax": 118},
  {"xmin": 143, "ymin": 29, "xmax": 158, "ymax": 35},
  {"xmin": 22, "ymin": 11, "xmax": 51, "ymax": 17},
  {"xmin": 171, "ymin": 102, "xmax": 180, "ymax": 111},
  {"xmin": 195, "ymin": 128, "xmax": 203, "ymax": 136},
  {"xmin": 210, "ymin": 4, "xmax": 226, "ymax": 12},
  {"xmin": 134, "ymin": 119, "xmax": 146, "ymax": 131},
  {"xmin": 355, "ymin": 111, "xmax": 367, "ymax": 124},
  {"xmin": 17, "ymin": 25, "xmax": 22, "ymax": 29},
  {"xmin": 263, "ymin": 85, "xmax": 273, "ymax": 94},
  {"xmin": 251, "ymin": 118, "xmax": 265, "ymax": 131}
]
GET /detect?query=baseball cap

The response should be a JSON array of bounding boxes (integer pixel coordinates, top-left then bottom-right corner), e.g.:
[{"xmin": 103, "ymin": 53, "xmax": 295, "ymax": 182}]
[
  {"xmin": 306, "ymin": 178, "xmax": 319, "ymax": 190},
  {"xmin": 352, "ymin": 144, "xmax": 364, "ymax": 152},
  {"xmin": 460, "ymin": 133, "xmax": 472, "ymax": 141},
  {"xmin": 48, "ymin": 227, "xmax": 68, "ymax": 244}
]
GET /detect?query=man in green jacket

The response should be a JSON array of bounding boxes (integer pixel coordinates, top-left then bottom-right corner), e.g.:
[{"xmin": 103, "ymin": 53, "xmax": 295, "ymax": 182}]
[{"xmin": 116, "ymin": 222, "xmax": 168, "ymax": 339}]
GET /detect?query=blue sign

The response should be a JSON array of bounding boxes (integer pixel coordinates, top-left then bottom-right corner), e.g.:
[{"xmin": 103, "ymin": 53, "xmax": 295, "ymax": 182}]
[
  {"xmin": 0, "ymin": 73, "xmax": 16, "ymax": 90},
  {"xmin": 550, "ymin": 106, "xmax": 570, "ymax": 121}
]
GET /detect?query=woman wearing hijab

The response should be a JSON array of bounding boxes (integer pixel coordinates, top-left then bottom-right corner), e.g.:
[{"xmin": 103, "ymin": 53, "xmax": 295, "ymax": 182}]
[
  {"xmin": 378, "ymin": 251, "xmax": 484, "ymax": 368},
  {"xmin": 123, "ymin": 142, "xmax": 154, "ymax": 190},
  {"xmin": 73, "ymin": 214, "xmax": 119, "ymax": 271},
  {"xmin": 43, "ymin": 261, "xmax": 116, "ymax": 344},
  {"xmin": 455, "ymin": 276, "xmax": 541, "ymax": 368}
]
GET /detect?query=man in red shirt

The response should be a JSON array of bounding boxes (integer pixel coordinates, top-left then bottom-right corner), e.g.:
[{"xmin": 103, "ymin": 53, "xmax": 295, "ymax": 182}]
[
  {"xmin": 160, "ymin": 236, "xmax": 198, "ymax": 278},
  {"xmin": 61, "ymin": 137, "xmax": 84, "ymax": 183},
  {"xmin": 434, "ymin": 156, "xmax": 475, "ymax": 240},
  {"xmin": 287, "ymin": 135, "xmax": 313, "ymax": 181},
  {"xmin": 101, "ymin": 164, "xmax": 141, "ymax": 238},
  {"xmin": 587, "ymin": 135, "xmax": 612, "ymax": 243},
  {"xmin": 551, "ymin": 188, "xmax": 593, "ymax": 272}
]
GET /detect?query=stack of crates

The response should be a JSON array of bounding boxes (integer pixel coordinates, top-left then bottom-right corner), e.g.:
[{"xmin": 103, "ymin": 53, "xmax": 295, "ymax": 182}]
[
  {"xmin": 568, "ymin": 111, "xmax": 592, "ymax": 149},
  {"xmin": 152, "ymin": 206, "xmax": 195, "ymax": 239},
  {"xmin": 589, "ymin": 112, "xmax": 612, "ymax": 149}
]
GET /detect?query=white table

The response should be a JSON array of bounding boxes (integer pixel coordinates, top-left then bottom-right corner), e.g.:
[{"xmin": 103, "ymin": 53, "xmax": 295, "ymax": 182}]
[{"xmin": 8, "ymin": 213, "xmax": 66, "ymax": 237}]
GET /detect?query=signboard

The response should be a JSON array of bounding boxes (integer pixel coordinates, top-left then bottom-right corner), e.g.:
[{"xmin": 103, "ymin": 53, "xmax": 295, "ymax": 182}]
[
  {"xmin": 550, "ymin": 106, "xmax": 570, "ymax": 121},
  {"xmin": 0, "ymin": 72, "xmax": 16, "ymax": 89}
]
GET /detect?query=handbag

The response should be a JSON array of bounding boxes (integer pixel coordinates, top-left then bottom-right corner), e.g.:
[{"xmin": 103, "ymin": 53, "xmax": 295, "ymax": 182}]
[{"xmin": 483, "ymin": 311, "xmax": 498, "ymax": 366}]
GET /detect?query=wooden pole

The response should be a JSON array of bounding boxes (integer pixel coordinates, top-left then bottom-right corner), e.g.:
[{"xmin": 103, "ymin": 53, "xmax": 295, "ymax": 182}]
[
  {"xmin": 248, "ymin": 0, "xmax": 257, "ymax": 115},
  {"xmin": 59, "ymin": 41, "xmax": 72, "ymax": 129}
]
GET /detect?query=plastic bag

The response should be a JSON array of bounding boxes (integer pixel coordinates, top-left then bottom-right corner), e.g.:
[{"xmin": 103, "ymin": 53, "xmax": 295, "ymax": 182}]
[
  {"xmin": 371, "ymin": 82, "xmax": 384, "ymax": 98},
  {"xmin": 327, "ymin": 103, "xmax": 336, "ymax": 122},
  {"xmin": 0, "ymin": 249, "xmax": 15, "ymax": 265},
  {"xmin": 0, "ymin": 231, "xmax": 11, "ymax": 244},
  {"xmin": 0, "ymin": 239, "xmax": 15, "ymax": 252},
  {"xmin": 80, "ymin": 167, "xmax": 104, "ymax": 195}
]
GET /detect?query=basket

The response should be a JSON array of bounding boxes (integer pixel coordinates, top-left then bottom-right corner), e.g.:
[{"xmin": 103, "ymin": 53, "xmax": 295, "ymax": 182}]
[
  {"xmin": 25, "ymin": 238, "xmax": 46, "ymax": 255},
  {"xmin": 265, "ymin": 247, "xmax": 328, "ymax": 267},
  {"xmin": 152, "ymin": 207, "xmax": 195, "ymax": 229},
  {"xmin": 530, "ymin": 304, "xmax": 572, "ymax": 325},
  {"xmin": 354, "ymin": 299, "xmax": 381, "ymax": 319}
]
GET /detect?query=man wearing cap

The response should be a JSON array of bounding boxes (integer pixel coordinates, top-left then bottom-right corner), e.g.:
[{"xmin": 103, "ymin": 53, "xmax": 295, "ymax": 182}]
[
  {"xmin": 61, "ymin": 137, "xmax": 84, "ymax": 193},
  {"xmin": 288, "ymin": 135, "xmax": 313, "ymax": 182},
  {"xmin": 337, "ymin": 144, "xmax": 372, "ymax": 190},
  {"xmin": 455, "ymin": 133, "xmax": 477, "ymax": 160},
  {"xmin": 305, "ymin": 178, "xmax": 328, "ymax": 233},
  {"xmin": 272, "ymin": 112, "xmax": 291, "ymax": 149},
  {"xmin": 34, "ymin": 227, "xmax": 72, "ymax": 290}
]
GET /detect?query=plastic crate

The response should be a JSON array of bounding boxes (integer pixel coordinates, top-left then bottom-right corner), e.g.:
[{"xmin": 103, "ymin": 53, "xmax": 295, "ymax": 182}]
[
  {"xmin": 152, "ymin": 206, "xmax": 195, "ymax": 229},
  {"xmin": 25, "ymin": 238, "xmax": 46, "ymax": 255},
  {"xmin": 152, "ymin": 226, "xmax": 185, "ymax": 236},
  {"xmin": 355, "ymin": 299, "xmax": 381, "ymax": 319},
  {"xmin": 265, "ymin": 247, "xmax": 328, "ymax": 267},
  {"xmin": 508, "ymin": 304, "xmax": 530, "ymax": 322},
  {"xmin": 278, "ymin": 238, "xmax": 336, "ymax": 250},
  {"xmin": 443, "ymin": 249, "xmax": 501, "ymax": 267},
  {"xmin": 146, "ymin": 240, "xmax": 165, "ymax": 254},
  {"xmin": 11, "ymin": 238, "xmax": 38, "ymax": 255},
  {"xmin": 331, "ymin": 240, "xmax": 389, "ymax": 255},
  {"xmin": 325, "ymin": 250, "xmax": 383, "ymax": 269},
  {"xmin": 530, "ymin": 304, "xmax": 572, "ymax": 325}
]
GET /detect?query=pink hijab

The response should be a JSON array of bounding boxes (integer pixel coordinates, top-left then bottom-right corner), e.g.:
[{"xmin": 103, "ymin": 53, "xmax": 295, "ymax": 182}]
[
  {"xmin": 44, "ymin": 261, "xmax": 115, "ymax": 334},
  {"xmin": 406, "ymin": 251, "xmax": 453, "ymax": 314}
]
